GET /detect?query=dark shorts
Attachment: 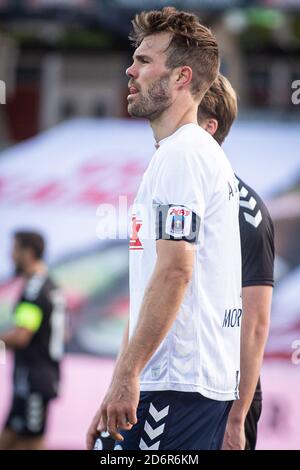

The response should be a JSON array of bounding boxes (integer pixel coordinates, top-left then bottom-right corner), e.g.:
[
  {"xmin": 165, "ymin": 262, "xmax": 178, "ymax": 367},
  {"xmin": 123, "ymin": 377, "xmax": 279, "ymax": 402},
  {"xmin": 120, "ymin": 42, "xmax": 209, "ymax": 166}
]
[
  {"xmin": 95, "ymin": 390, "xmax": 232, "ymax": 451},
  {"xmin": 5, "ymin": 393, "xmax": 50, "ymax": 437},
  {"xmin": 244, "ymin": 399, "xmax": 262, "ymax": 450}
]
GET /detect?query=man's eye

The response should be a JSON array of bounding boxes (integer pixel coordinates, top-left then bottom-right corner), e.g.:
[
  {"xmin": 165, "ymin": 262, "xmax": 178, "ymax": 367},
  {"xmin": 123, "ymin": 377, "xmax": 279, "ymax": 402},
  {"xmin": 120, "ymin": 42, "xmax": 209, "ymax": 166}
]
[{"xmin": 141, "ymin": 58, "xmax": 149, "ymax": 64}]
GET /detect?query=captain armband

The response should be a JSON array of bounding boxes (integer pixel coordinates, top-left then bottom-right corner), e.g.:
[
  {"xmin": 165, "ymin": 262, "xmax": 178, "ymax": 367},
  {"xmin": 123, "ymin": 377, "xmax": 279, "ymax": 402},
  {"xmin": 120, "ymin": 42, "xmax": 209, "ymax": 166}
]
[{"xmin": 155, "ymin": 204, "xmax": 200, "ymax": 243}]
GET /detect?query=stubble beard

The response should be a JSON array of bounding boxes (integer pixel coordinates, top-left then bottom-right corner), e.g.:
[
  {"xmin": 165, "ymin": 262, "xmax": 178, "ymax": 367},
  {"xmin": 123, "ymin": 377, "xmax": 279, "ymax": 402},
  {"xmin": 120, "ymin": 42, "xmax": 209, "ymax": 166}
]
[{"xmin": 128, "ymin": 72, "xmax": 172, "ymax": 121}]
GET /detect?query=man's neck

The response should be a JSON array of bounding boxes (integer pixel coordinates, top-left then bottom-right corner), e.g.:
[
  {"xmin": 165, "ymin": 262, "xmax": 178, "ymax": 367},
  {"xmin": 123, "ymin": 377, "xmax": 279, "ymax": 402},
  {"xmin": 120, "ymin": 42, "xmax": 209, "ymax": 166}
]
[
  {"xmin": 24, "ymin": 261, "xmax": 47, "ymax": 280},
  {"xmin": 150, "ymin": 97, "xmax": 199, "ymax": 144}
]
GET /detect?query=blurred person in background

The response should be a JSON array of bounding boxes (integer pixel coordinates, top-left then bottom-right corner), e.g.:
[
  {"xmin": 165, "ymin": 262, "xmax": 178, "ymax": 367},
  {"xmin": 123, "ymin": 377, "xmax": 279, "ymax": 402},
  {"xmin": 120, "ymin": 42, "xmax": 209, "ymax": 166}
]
[
  {"xmin": 198, "ymin": 74, "xmax": 274, "ymax": 450},
  {"xmin": 0, "ymin": 231, "xmax": 65, "ymax": 450},
  {"xmin": 88, "ymin": 7, "xmax": 242, "ymax": 451}
]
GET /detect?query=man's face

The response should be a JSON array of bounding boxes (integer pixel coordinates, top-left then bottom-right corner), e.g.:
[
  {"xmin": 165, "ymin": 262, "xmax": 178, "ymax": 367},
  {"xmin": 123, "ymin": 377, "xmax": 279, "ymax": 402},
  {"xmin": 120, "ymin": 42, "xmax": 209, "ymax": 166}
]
[
  {"xmin": 126, "ymin": 33, "xmax": 174, "ymax": 120},
  {"xmin": 11, "ymin": 239, "xmax": 31, "ymax": 276}
]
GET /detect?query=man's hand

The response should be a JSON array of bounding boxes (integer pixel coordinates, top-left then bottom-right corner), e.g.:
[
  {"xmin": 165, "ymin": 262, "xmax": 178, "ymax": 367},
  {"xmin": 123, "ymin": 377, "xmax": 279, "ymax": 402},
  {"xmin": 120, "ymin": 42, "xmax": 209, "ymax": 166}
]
[
  {"xmin": 222, "ymin": 419, "xmax": 246, "ymax": 450},
  {"xmin": 86, "ymin": 374, "xmax": 139, "ymax": 449}
]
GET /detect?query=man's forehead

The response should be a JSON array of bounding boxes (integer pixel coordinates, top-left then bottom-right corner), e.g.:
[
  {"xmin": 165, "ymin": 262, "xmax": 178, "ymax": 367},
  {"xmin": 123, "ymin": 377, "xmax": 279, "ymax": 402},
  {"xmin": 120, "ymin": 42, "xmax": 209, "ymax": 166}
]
[{"xmin": 135, "ymin": 32, "xmax": 172, "ymax": 56}]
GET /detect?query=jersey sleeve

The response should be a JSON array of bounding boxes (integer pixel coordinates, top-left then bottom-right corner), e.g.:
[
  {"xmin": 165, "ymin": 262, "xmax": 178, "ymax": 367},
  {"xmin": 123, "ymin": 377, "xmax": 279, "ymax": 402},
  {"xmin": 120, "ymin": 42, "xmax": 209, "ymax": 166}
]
[
  {"xmin": 153, "ymin": 147, "xmax": 207, "ymax": 218},
  {"xmin": 152, "ymin": 147, "xmax": 208, "ymax": 243},
  {"xmin": 240, "ymin": 210, "xmax": 275, "ymax": 287}
]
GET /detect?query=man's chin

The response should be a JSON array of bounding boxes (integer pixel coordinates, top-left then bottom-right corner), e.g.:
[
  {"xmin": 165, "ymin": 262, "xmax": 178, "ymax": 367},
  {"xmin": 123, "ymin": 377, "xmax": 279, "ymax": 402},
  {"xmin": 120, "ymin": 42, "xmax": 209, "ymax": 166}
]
[{"xmin": 127, "ymin": 105, "xmax": 144, "ymax": 119}]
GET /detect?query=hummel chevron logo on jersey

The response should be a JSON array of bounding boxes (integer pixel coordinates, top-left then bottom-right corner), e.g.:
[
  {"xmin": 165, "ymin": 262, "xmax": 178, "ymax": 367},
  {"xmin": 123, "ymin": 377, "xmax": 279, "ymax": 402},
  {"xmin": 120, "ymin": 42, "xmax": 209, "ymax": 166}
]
[
  {"xmin": 149, "ymin": 403, "xmax": 169, "ymax": 422},
  {"xmin": 239, "ymin": 184, "xmax": 262, "ymax": 228},
  {"xmin": 239, "ymin": 196, "xmax": 257, "ymax": 211},
  {"xmin": 139, "ymin": 438, "xmax": 160, "ymax": 450},
  {"xmin": 239, "ymin": 186, "xmax": 249, "ymax": 198},
  {"xmin": 244, "ymin": 211, "xmax": 262, "ymax": 228},
  {"xmin": 173, "ymin": 356, "xmax": 193, "ymax": 374},
  {"xmin": 144, "ymin": 421, "xmax": 165, "ymax": 440},
  {"xmin": 174, "ymin": 341, "xmax": 194, "ymax": 357}
]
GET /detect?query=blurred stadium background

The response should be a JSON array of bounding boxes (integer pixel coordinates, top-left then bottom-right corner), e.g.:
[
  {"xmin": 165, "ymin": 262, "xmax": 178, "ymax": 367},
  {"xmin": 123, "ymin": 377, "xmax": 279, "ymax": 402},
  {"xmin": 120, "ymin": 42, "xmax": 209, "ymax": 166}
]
[{"xmin": 0, "ymin": 0, "xmax": 300, "ymax": 450}]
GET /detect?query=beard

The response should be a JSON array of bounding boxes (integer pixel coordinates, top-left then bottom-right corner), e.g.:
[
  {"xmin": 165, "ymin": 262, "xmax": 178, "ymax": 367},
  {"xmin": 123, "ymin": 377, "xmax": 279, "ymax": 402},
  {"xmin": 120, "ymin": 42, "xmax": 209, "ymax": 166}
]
[
  {"xmin": 128, "ymin": 72, "xmax": 172, "ymax": 121},
  {"xmin": 14, "ymin": 262, "xmax": 24, "ymax": 277}
]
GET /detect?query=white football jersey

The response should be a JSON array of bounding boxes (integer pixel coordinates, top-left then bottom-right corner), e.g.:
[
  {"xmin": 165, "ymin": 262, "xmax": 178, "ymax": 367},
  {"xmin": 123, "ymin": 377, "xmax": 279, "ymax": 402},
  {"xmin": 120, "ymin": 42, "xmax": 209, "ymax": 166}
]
[{"xmin": 129, "ymin": 124, "xmax": 242, "ymax": 401}]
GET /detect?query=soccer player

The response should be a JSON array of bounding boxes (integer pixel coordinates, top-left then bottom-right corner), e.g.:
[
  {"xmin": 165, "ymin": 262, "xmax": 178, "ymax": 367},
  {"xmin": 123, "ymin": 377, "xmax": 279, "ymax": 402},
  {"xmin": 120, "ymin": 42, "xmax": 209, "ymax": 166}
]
[
  {"xmin": 87, "ymin": 7, "xmax": 242, "ymax": 451},
  {"xmin": 197, "ymin": 74, "xmax": 274, "ymax": 450},
  {"xmin": 0, "ymin": 231, "xmax": 65, "ymax": 450}
]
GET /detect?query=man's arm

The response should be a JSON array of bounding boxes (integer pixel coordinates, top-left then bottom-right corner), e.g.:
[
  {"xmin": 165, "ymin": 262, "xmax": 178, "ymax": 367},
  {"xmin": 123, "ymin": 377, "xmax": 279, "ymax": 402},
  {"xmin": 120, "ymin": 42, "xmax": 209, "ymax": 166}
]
[
  {"xmin": 0, "ymin": 299, "xmax": 43, "ymax": 350},
  {"xmin": 116, "ymin": 239, "xmax": 194, "ymax": 376},
  {"xmin": 116, "ymin": 319, "xmax": 129, "ymax": 362},
  {"xmin": 0, "ymin": 327, "xmax": 34, "ymax": 349},
  {"xmin": 86, "ymin": 239, "xmax": 195, "ymax": 448},
  {"xmin": 222, "ymin": 285, "xmax": 272, "ymax": 450}
]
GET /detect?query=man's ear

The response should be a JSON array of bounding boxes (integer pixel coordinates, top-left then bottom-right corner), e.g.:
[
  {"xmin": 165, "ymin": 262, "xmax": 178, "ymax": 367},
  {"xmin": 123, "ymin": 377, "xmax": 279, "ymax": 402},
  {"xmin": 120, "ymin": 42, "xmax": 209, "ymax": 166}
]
[
  {"xmin": 175, "ymin": 66, "xmax": 193, "ymax": 88},
  {"xmin": 201, "ymin": 118, "xmax": 218, "ymax": 138}
]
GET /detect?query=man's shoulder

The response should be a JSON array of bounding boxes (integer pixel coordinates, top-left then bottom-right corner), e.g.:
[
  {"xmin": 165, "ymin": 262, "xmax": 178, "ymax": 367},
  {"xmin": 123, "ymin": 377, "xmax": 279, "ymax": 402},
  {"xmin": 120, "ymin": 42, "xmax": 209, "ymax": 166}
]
[
  {"xmin": 176, "ymin": 124, "xmax": 221, "ymax": 153},
  {"xmin": 237, "ymin": 176, "xmax": 272, "ymax": 227},
  {"xmin": 237, "ymin": 176, "xmax": 274, "ymax": 251},
  {"xmin": 237, "ymin": 177, "xmax": 275, "ymax": 287},
  {"xmin": 157, "ymin": 125, "xmax": 223, "ymax": 172},
  {"xmin": 22, "ymin": 274, "xmax": 57, "ymax": 304}
]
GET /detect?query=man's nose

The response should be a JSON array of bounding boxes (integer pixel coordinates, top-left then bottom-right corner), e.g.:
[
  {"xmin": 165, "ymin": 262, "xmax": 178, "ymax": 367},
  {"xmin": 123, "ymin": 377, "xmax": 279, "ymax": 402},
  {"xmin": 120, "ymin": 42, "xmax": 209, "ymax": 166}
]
[{"xmin": 126, "ymin": 63, "xmax": 137, "ymax": 78}]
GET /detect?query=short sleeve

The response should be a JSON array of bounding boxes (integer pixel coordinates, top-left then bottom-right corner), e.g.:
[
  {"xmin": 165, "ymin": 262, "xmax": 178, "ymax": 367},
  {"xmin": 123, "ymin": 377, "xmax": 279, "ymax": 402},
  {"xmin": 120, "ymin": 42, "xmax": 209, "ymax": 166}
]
[
  {"xmin": 240, "ymin": 211, "xmax": 275, "ymax": 287},
  {"xmin": 152, "ymin": 146, "xmax": 208, "ymax": 221}
]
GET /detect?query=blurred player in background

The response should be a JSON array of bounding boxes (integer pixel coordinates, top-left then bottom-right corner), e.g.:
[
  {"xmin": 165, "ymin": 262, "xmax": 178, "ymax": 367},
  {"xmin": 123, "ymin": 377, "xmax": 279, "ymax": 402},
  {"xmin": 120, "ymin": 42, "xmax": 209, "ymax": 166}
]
[
  {"xmin": 0, "ymin": 231, "xmax": 65, "ymax": 450},
  {"xmin": 87, "ymin": 7, "xmax": 242, "ymax": 450},
  {"xmin": 198, "ymin": 74, "xmax": 274, "ymax": 450}
]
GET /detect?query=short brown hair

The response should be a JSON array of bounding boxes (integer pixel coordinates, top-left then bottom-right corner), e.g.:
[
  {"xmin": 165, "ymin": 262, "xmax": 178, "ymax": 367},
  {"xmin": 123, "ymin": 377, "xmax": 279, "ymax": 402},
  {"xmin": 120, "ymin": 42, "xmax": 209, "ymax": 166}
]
[
  {"xmin": 14, "ymin": 231, "xmax": 45, "ymax": 260},
  {"xmin": 198, "ymin": 73, "xmax": 238, "ymax": 145},
  {"xmin": 129, "ymin": 7, "xmax": 219, "ymax": 99}
]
